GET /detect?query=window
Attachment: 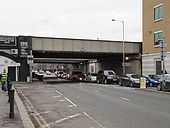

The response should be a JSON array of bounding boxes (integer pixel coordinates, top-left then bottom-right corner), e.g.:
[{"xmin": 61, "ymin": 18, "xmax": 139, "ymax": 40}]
[
  {"xmin": 156, "ymin": 61, "xmax": 161, "ymax": 75},
  {"xmin": 154, "ymin": 4, "xmax": 163, "ymax": 21},
  {"xmin": 154, "ymin": 31, "xmax": 163, "ymax": 45}
]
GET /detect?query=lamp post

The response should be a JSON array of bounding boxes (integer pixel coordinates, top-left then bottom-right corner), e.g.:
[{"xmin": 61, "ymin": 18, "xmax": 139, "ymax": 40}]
[{"xmin": 112, "ymin": 19, "xmax": 125, "ymax": 75}]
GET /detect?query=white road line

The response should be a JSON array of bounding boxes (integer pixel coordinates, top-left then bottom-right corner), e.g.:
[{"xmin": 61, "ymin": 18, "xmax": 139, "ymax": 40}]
[
  {"xmin": 59, "ymin": 99, "xmax": 66, "ymax": 102},
  {"xmin": 35, "ymin": 111, "xmax": 51, "ymax": 116},
  {"xmin": 64, "ymin": 97, "xmax": 77, "ymax": 107},
  {"xmin": 51, "ymin": 95, "xmax": 61, "ymax": 98},
  {"xmin": 55, "ymin": 113, "xmax": 81, "ymax": 124},
  {"xmin": 120, "ymin": 97, "xmax": 129, "ymax": 101},
  {"xmin": 55, "ymin": 89, "xmax": 63, "ymax": 95},
  {"xmin": 45, "ymin": 113, "xmax": 81, "ymax": 126},
  {"xmin": 68, "ymin": 105, "xmax": 73, "ymax": 108},
  {"xmin": 43, "ymin": 90, "xmax": 53, "ymax": 93},
  {"xmin": 93, "ymin": 90, "xmax": 99, "ymax": 92},
  {"xmin": 83, "ymin": 112, "xmax": 106, "ymax": 128},
  {"xmin": 18, "ymin": 87, "xmax": 30, "ymax": 89}
]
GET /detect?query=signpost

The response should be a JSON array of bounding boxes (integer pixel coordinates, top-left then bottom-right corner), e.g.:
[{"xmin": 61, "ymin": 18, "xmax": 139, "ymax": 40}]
[{"xmin": 159, "ymin": 39, "xmax": 167, "ymax": 91}]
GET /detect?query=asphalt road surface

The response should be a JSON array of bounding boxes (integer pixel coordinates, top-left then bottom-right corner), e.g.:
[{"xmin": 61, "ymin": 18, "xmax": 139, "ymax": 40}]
[{"xmin": 14, "ymin": 81, "xmax": 170, "ymax": 128}]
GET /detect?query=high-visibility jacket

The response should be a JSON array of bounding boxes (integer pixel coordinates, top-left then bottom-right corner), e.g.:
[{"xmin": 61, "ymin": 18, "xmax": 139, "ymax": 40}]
[{"xmin": 1, "ymin": 72, "xmax": 7, "ymax": 82}]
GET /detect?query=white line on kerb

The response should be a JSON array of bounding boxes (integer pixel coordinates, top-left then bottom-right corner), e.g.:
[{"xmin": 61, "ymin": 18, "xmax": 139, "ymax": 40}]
[
  {"xmin": 55, "ymin": 89, "xmax": 63, "ymax": 95},
  {"xmin": 64, "ymin": 97, "xmax": 77, "ymax": 107},
  {"xmin": 83, "ymin": 112, "xmax": 106, "ymax": 128},
  {"xmin": 120, "ymin": 97, "xmax": 129, "ymax": 101}
]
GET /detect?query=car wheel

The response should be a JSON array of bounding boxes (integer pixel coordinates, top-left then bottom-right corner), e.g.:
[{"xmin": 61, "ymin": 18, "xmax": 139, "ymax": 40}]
[
  {"xmin": 104, "ymin": 79, "xmax": 108, "ymax": 84},
  {"xmin": 97, "ymin": 79, "xmax": 100, "ymax": 84},
  {"xmin": 157, "ymin": 84, "xmax": 162, "ymax": 91}
]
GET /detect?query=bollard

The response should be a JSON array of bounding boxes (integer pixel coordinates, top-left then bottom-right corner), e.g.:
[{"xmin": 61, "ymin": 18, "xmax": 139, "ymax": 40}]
[
  {"xmin": 9, "ymin": 89, "xmax": 15, "ymax": 118},
  {"xmin": 7, "ymin": 83, "xmax": 12, "ymax": 96},
  {"xmin": 8, "ymin": 83, "xmax": 12, "ymax": 103}
]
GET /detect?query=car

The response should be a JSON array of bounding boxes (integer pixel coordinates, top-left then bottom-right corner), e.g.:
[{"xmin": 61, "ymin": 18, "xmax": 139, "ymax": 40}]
[
  {"xmin": 145, "ymin": 74, "xmax": 160, "ymax": 87},
  {"xmin": 157, "ymin": 74, "xmax": 170, "ymax": 91},
  {"xmin": 86, "ymin": 73, "xmax": 97, "ymax": 83},
  {"xmin": 57, "ymin": 71, "xmax": 64, "ymax": 78},
  {"xmin": 69, "ymin": 69, "xmax": 86, "ymax": 82},
  {"xmin": 36, "ymin": 70, "xmax": 45, "ymax": 81},
  {"xmin": 45, "ymin": 71, "xmax": 52, "ymax": 75},
  {"xmin": 97, "ymin": 70, "xmax": 118, "ymax": 84},
  {"xmin": 119, "ymin": 74, "xmax": 142, "ymax": 87}
]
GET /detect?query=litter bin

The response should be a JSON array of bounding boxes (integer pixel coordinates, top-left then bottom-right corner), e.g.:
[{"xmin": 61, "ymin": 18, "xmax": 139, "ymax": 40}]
[{"xmin": 140, "ymin": 76, "xmax": 146, "ymax": 88}]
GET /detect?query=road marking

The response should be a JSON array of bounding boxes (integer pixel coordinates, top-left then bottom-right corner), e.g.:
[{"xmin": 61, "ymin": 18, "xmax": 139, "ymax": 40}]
[
  {"xmin": 45, "ymin": 113, "xmax": 81, "ymax": 127},
  {"xmin": 18, "ymin": 87, "xmax": 30, "ymax": 89},
  {"xmin": 83, "ymin": 112, "xmax": 106, "ymax": 128},
  {"xmin": 55, "ymin": 89, "xmax": 63, "ymax": 95},
  {"xmin": 43, "ymin": 85, "xmax": 51, "ymax": 87},
  {"xmin": 64, "ymin": 97, "xmax": 77, "ymax": 107},
  {"xmin": 51, "ymin": 95, "xmax": 61, "ymax": 98},
  {"xmin": 93, "ymin": 90, "xmax": 99, "ymax": 92},
  {"xmin": 43, "ymin": 90, "xmax": 53, "ymax": 93},
  {"xmin": 120, "ymin": 97, "xmax": 129, "ymax": 101},
  {"xmin": 59, "ymin": 99, "xmax": 66, "ymax": 102},
  {"xmin": 35, "ymin": 111, "xmax": 51, "ymax": 116},
  {"xmin": 68, "ymin": 105, "xmax": 73, "ymax": 108}
]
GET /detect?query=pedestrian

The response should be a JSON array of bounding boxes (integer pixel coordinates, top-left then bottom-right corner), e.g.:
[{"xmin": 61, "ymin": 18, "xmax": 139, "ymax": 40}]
[{"xmin": 1, "ymin": 69, "xmax": 7, "ymax": 92}]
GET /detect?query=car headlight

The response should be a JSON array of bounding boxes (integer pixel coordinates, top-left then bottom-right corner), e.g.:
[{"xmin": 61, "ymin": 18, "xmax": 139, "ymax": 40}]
[{"xmin": 154, "ymin": 80, "xmax": 158, "ymax": 83}]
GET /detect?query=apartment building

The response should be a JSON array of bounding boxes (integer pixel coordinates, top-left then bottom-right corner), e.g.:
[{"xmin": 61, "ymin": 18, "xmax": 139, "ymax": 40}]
[{"xmin": 143, "ymin": 0, "xmax": 170, "ymax": 75}]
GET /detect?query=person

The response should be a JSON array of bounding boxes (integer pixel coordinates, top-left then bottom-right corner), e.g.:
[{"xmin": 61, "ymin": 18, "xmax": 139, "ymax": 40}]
[{"xmin": 1, "ymin": 69, "xmax": 7, "ymax": 92}]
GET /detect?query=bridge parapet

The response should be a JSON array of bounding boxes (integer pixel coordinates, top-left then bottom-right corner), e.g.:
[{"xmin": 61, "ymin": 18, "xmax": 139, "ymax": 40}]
[{"xmin": 32, "ymin": 37, "xmax": 141, "ymax": 54}]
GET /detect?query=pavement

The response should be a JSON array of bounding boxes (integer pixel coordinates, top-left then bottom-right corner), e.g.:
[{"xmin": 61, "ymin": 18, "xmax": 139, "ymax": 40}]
[{"xmin": 0, "ymin": 84, "xmax": 34, "ymax": 128}]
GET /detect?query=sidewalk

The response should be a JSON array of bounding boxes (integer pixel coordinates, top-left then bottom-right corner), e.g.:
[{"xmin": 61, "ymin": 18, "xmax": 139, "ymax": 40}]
[{"xmin": 0, "ymin": 90, "xmax": 23, "ymax": 128}]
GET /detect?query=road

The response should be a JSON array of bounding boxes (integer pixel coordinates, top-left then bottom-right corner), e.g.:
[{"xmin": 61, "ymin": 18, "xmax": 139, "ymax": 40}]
[{"xmin": 14, "ymin": 81, "xmax": 170, "ymax": 128}]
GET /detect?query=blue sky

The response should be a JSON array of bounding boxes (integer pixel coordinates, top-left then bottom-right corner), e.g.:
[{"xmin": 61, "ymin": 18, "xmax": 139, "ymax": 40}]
[{"xmin": 0, "ymin": 0, "xmax": 142, "ymax": 41}]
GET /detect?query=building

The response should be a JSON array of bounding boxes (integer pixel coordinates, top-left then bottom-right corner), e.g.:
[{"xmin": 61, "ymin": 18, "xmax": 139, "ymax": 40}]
[{"xmin": 142, "ymin": 0, "xmax": 170, "ymax": 75}]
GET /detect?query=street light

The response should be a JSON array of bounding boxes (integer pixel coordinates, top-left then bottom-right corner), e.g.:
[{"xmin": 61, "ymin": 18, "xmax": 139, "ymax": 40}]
[{"xmin": 112, "ymin": 19, "xmax": 125, "ymax": 75}]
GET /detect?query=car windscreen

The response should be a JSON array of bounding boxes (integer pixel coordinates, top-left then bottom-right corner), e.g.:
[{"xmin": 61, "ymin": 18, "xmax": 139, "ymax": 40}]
[
  {"xmin": 105, "ymin": 71, "xmax": 115, "ymax": 75},
  {"xmin": 149, "ymin": 75, "xmax": 159, "ymax": 79},
  {"xmin": 131, "ymin": 75, "xmax": 141, "ymax": 79},
  {"xmin": 91, "ymin": 73, "xmax": 97, "ymax": 76}
]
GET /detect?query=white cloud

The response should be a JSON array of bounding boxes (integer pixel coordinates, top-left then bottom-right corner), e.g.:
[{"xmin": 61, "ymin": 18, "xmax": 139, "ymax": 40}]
[{"xmin": 0, "ymin": 0, "xmax": 142, "ymax": 41}]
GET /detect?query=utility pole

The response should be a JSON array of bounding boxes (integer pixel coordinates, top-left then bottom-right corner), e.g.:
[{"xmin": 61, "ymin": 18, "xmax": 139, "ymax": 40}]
[{"xmin": 159, "ymin": 39, "xmax": 167, "ymax": 91}]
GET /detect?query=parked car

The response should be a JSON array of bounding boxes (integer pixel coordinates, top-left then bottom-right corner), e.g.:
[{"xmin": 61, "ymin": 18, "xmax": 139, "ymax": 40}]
[
  {"xmin": 69, "ymin": 69, "xmax": 86, "ymax": 82},
  {"xmin": 119, "ymin": 74, "xmax": 148, "ymax": 88},
  {"xmin": 57, "ymin": 71, "xmax": 64, "ymax": 78},
  {"xmin": 157, "ymin": 74, "xmax": 170, "ymax": 91},
  {"xmin": 86, "ymin": 73, "xmax": 97, "ymax": 83},
  {"xmin": 145, "ymin": 74, "xmax": 160, "ymax": 87},
  {"xmin": 97, "ymin": 70, "xmax": 118, "ymax": 84},
  {"xmin": 36, "ymin": 70, "xmax": 45, "ymax": 81},
  {"xmin": 45, "ymin": 71, "xmax": 52, "ymax": 75}
]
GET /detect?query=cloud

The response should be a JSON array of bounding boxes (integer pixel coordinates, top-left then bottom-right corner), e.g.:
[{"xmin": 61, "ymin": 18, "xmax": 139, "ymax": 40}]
[{"xmin": 0, "ymin": 0, "xmax": 142, "ymax": 41}]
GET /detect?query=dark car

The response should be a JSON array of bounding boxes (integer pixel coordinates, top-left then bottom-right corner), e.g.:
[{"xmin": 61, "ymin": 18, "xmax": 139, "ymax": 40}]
[
  {"xmin": 157, "ymin": 74, "xmax": 170, "ymax": 91},
  {"xmin": 69, "ymin": 69, "xmax": 86, "ymax": 82},
  {"xmin": 97, "ymin": 70, "xmax": 118, "ymax": 84},
  {"xmin": 145, "ymin": 74, "xmax": 160, "ymax": 87},
  {"xmin": 119, "ymin": 74, "xmax": 141, "ymax": 87}
]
